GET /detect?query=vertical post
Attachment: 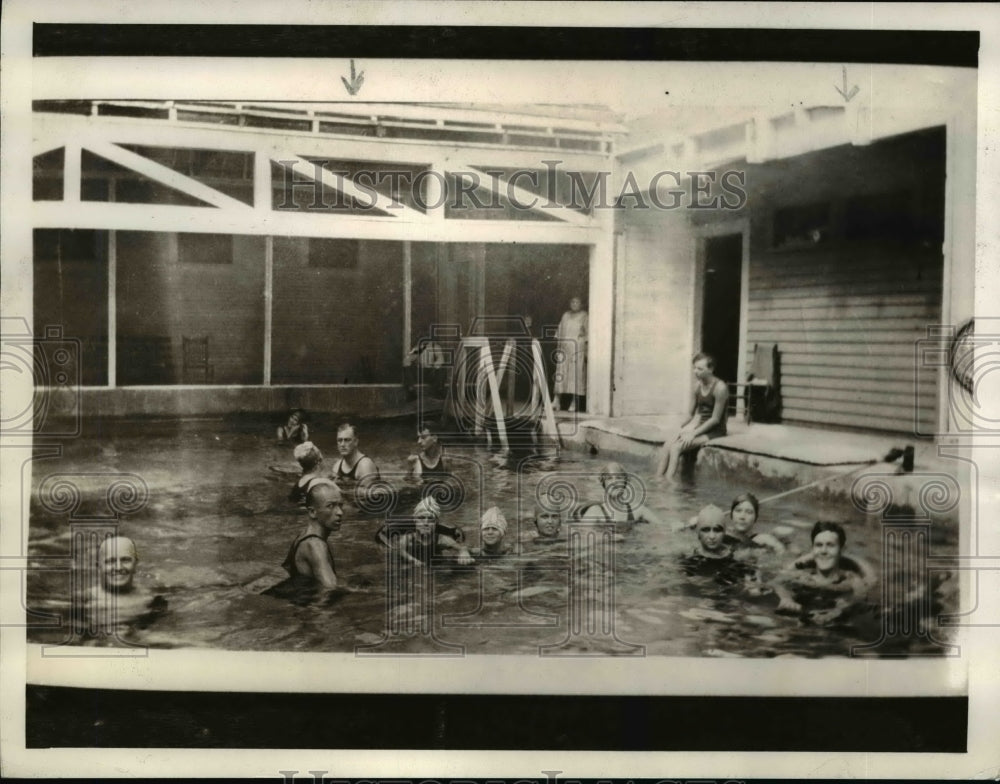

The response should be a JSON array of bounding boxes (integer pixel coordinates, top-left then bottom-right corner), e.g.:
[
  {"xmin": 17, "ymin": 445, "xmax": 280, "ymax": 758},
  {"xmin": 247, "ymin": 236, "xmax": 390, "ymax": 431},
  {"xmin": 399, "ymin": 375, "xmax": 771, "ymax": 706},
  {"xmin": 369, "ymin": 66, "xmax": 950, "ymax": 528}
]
[
  {"xmin": 588, "ymin": 229, "xmax": 615, "ymax": 416},
  {"xmin": 735, "ymin": 220, "xmax": 751, "ymax": 420},
  {"xmin": 63, "ymin": 143, "xmax": 80, "ymax": 203},
  {"xmin": 254, "ymin": 149, "xmax": 271, "ymax": 211},
  {"xmin": 940, "ymin": 101, "xmax": 977, "ymax": 436},
  {"xmin": 403, "ymin": 240, "xmax": 412, "ymax": 360},
  {"xmin": 107, "ymin": 229, "xmax": 117, "ymax": 388},
  {"xmin": 263, "ymin": 235, "xmax": 273, "ymax": 385}
]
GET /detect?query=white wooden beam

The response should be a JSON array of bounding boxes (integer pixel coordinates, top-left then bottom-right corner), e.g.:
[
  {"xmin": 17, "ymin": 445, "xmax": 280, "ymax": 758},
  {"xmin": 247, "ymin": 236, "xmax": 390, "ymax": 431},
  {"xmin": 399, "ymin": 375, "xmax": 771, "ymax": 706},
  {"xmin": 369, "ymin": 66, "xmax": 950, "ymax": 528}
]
[
  {"xmin": 83, "ymin": 140, "xmax": 251, "ymax": 211},
  {"xmin": 271, "ymin": 149, "xmax": 428, "ymax": 221},
  {"xmin": 34, "ymin": 112, "xmax": 611, "ymax": 172},
  {"xmin": 456, "ymin": 164, "xmax": 595, "ymax": 227},
  {"xmin": 32, "ymin": 200, "xmax": 604, "ymax": 244}
]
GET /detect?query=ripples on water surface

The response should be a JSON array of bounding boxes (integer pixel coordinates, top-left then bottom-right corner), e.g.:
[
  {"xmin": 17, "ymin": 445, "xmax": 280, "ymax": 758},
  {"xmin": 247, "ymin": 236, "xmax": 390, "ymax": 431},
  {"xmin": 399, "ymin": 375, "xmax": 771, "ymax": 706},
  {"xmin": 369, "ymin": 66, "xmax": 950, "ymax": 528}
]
[{"xmin": 26, "ymin": 417, "xmax": 959, "ymax": 658}]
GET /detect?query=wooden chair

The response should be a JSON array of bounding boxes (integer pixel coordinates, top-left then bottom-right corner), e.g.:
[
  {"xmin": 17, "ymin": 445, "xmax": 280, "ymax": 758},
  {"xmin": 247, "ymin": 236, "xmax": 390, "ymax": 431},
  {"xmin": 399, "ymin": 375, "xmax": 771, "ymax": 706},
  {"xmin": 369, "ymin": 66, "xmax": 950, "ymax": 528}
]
[
  {"xmin": 181, "ymin": 336, "xmax": 213, "ymax": 383},
  {"xmin": 730, "ymin": 343, "xmax": 781, "ymax": 424}
]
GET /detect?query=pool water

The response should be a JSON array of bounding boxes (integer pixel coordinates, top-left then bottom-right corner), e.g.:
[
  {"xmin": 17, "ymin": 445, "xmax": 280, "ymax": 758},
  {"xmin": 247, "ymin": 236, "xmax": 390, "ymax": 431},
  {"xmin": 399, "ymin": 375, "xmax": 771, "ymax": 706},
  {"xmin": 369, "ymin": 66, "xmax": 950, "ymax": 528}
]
[{"xmin": 26, "ymin": 416, "xmax": 959, "ymax": 658}]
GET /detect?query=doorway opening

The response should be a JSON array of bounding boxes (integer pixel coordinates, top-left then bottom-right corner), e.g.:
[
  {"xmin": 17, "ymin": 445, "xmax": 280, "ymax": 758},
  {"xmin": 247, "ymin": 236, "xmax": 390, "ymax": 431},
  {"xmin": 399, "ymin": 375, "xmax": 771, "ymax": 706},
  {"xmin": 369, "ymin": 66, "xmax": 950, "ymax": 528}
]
[{"xmin": 700, "ymin": 233, "xmax": 743, "ymax": 385}]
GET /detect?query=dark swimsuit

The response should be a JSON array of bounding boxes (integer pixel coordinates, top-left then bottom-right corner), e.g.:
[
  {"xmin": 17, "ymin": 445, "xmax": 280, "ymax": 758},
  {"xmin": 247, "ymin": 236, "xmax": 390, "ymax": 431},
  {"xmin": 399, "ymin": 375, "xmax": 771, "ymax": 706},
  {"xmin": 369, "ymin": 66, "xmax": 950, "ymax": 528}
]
[
  {"xmin": 281, "ymin": 533, "xmax": 337, "ymax": 579},
  {"xmin": 695, "ymin": 380, "xmax": 728, "ymax": 438},
  {"xmin": 573, "ymin": 501, "xmax": 636, "ymax": 523},
  {"xmin": 418, "ymin": 453, "xmax": 448, "ymax": 481},
  {"xmin": 335, "ymin": 455, "xmax": 376, "ymax": 483},
  {"xmin": 288, "ymin": 475, "xmax": 323, "ymax": 505}
]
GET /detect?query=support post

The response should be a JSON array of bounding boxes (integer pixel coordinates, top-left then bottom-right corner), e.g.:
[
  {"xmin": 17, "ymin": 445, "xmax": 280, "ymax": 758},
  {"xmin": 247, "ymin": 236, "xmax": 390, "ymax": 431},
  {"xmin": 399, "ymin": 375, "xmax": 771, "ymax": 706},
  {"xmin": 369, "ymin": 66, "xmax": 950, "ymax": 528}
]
[
  {"xmin": 107, "ymin": 229, "xmax": 116, "ymax": 388},
  {"xmin": 263, "ymin": 235, "xmax": 273, "ymax": 385}
]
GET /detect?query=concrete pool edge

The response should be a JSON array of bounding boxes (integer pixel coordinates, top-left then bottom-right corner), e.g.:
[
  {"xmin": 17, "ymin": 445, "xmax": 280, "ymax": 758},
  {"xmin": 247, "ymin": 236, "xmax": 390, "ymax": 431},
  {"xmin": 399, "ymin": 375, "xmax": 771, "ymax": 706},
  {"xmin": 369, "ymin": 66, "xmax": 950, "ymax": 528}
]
[{"xmin": 561, "ymin": 417, "xmax": 964, "ymax": 522}]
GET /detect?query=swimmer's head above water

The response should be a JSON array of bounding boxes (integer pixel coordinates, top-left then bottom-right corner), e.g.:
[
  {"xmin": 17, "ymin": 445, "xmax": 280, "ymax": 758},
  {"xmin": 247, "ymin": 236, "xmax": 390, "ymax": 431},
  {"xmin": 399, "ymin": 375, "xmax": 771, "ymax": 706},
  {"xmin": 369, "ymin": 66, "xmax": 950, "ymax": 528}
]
[
  {"xmin": 533, "ymin": 492, "xmax": 565, "ymax": 538},
  {"xmin": 293, "ymin": 441, "xmax": 323, "ymax": 471},
  {"xmin": 599, "ymin": 461, "xmax": 631, "ymax": 501},
  {"xmin": 413, "ymin": 496, "xmax": 441, "ymax": 538},
  {"xmin": 729, "ymin": 492, "xmax": 760, "ymax": 535},
  {"xmin": 306, "ymin": 480, "xmax": 344, "ymax": 533},
  {"xmin": 810, "ymin": 521, "xmax": 846, "ymax": 575},
  {"xmin": 695, "ymin": 504, "xmax": 728, "ymax": 555},
  {"xmin": 97, "ymin": 535, "xmax": 138, "ymax": 593},
  {"xmin": 480, "ymin": 506, "xmax": 508, "ymax": 548},
  {"xmin": 336, "ymin": 422, "xmax": 361, "ymax": 458}
]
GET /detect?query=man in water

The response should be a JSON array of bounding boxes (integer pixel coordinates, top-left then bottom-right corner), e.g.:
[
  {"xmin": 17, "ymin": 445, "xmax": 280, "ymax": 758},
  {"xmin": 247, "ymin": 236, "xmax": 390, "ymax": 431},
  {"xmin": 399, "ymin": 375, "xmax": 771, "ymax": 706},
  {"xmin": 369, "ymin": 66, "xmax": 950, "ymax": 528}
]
[
  {"xmin": 281, "ymin": 480, "xmax": 343, "ymax": 591},
  {"xmin": 330, "ymin": 422, "xmax": 381, "ymax": 509},
  {"xmin": 85, "ymin": 535, "xmax": 166, "ymax": 628}
]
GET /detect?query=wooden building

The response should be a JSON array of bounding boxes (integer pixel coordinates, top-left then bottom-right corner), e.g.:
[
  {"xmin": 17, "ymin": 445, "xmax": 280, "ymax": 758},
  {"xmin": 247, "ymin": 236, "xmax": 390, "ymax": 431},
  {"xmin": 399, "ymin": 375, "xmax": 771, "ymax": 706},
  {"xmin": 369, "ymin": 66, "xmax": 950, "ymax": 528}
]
[
  {"xmin": 31, "ymin": 101, "xmax": 617, "ymax": 417},
  {"xmin": 614, "ymin": 70, "xmax": 976, "ymax": 437},
  {"xmin": 30, "ymin": 80, "xmax": 977, "ymax": 438}
]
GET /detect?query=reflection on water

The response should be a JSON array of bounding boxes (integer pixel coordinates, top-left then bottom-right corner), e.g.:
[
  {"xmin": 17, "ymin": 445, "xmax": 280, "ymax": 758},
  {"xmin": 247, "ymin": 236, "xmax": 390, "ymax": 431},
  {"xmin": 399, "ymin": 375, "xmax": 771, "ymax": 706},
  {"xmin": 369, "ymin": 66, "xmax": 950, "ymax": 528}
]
[{"xmin": 26, "ymin": 417, "xmax": 958, "ymax": 657}]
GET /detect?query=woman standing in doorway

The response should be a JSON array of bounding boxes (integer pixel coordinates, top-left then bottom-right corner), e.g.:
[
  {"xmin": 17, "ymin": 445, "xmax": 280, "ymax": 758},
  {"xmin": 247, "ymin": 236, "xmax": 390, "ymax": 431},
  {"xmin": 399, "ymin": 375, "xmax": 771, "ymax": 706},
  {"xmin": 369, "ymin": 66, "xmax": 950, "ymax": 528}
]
[{"xmin": 552, "ymin": 296, "xmax": 588, "ymax": 412}]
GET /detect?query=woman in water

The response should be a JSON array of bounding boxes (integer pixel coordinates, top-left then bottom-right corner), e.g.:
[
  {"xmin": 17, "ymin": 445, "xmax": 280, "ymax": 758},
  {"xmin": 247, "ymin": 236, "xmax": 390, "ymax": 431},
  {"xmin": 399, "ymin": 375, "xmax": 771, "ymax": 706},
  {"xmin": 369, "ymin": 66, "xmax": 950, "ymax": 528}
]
[
  {"xmin": 774, "ymin": 521, "xmax": 869, "ymax": 625},
  {"xmin": 725, "ymin": 492, "xmax": 785, "ymax": 557}
]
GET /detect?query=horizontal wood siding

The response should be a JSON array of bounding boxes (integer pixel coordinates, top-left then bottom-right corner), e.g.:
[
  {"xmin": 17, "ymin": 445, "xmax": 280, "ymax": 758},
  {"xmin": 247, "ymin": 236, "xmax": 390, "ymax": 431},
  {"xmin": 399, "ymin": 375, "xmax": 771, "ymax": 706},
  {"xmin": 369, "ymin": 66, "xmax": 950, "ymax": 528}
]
[{"xmin": 746, "ymin": 243, "xmax": 942, "ymax": 433}]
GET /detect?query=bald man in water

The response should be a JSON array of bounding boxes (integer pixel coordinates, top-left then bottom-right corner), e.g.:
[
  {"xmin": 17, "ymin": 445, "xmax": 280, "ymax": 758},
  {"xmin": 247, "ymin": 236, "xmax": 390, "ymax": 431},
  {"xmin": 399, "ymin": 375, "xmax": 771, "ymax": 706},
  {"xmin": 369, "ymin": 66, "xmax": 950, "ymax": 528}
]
[{"xmin": 86, "ymin": 535, "xmax": 165, "ymax": 626}]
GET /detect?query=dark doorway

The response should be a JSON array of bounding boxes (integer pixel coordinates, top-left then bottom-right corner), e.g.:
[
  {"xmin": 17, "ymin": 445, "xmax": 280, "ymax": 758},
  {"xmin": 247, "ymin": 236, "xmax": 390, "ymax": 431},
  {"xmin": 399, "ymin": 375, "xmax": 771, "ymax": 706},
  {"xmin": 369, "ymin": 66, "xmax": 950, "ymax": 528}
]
[{"xmin": 701, "ymin": 233, "xmax": 743, "ymax": 385}]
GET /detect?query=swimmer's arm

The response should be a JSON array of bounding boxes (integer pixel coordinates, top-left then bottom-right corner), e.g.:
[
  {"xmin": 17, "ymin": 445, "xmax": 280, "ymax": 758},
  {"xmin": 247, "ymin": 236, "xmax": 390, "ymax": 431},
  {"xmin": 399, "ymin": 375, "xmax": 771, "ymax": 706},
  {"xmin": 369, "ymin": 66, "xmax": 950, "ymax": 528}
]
[
  {"xmin": 773, "ymin": 570, "xmax": 803, "ymax": 613},
  {"xmin": 753, "ymin": 533, "xmax": 786, "ymax": 554},
  {"xmin": 438, "ymin": 534, "xmax": 474, "ymax": 565},
  {"xmin": 301, "ymin": 424, "xmax": 309, "ymax": 441},
  {"xmin": 352, "ymin": 458, "xmax": 381, "ymax": 498},
  {"xmin": 849, "ymin": 555, "xmax": 878, "ymax": 586},
  {"xmin": 390, "ymin": 533, "xmax": 425, "ymax": 566},
  {"xmin": 635, "ymin": 503, "xmax": 666, "ymax": 526},
  {"xmin": 301, "ymin": 539, "xmax": 338, "ymax": 590}
]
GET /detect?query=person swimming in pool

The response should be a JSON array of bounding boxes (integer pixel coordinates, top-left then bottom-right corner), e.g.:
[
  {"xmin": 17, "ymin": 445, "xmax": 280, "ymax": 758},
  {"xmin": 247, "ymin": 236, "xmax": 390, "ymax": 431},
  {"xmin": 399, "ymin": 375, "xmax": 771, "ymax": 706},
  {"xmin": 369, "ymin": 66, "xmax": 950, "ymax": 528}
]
[
  {"xmin": 521, "ymin": 491, "xmax": 568, "ymax": 545},
  {"xmin": 576, "ymin": 462, "xmax": 666, "ymax": 527},
  {"xmin": 407, "ymin": 424, "xmax": 448, "ymax": 484},
  {"xmin": 724, "ymin": 492, "xmax": 785, "ymax": 557},
  {"xmin": 288, "ymin": 441, "xmax": 329, "ymax": 506},
  {"xmin": 85, "ymin": 536, "xmax": 167, "ymax": 627},
  {"xmin": 774, "ymin": 521, "xmax": 869, "ymax": 625},
  {"xmin": 280, "ymin": 480, "xmax": 343, "ymax": 591},
  {"xmin": 471, "ymin": 506, "xmax": 512, "ymax": 558},
  {"xmin": 690, "ymin": 504, "xmax": 733, "ymax": 561},
  {"xmin": 392, "ymin": 497, "xmax": 473, "ymax": 567},
  {"xmin": 277, "ymin": 409, "xmax": 309, "ymax": 444},
  {"xmin": 330, "ymin": 422, "xmax": 381, "ymax": 509}
]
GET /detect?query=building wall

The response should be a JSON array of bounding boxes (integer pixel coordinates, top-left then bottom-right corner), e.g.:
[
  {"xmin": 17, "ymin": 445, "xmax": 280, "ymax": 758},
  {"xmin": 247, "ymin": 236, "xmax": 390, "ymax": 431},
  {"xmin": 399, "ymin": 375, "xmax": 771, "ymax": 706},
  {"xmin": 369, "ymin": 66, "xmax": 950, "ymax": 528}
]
[
  {"xmin": 692, "ymin": 127, "xmax": 946, "ymax": 434},
  {"xmin": 271, "ymin": 238, "xmax": 404, "ymax": 384},
  {"xmin": 612, "ymin": 207, "xmax": 697, "ymax": 418},
  {"xmin": 116, "ymin": 232, "xmax": 265, "ymax": 385}
]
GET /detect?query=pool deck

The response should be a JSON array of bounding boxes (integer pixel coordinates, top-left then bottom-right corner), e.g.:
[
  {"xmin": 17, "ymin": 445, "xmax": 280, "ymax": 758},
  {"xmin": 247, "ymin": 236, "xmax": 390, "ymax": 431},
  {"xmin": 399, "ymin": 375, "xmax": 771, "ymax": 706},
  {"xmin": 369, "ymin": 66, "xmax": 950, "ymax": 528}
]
[{"xmin": 558, "ymin": 413, "xmax": 963, "ymax": 520}]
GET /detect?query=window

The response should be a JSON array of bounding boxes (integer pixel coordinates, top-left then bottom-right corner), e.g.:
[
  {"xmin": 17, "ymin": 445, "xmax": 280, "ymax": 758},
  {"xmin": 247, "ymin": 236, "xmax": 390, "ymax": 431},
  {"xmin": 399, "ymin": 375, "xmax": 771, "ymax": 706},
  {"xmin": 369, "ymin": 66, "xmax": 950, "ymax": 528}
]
[
  {"xmin": 178, "ymin": 233, "xmax": 234, "ymax": 265},
  {"xmin": 308, "ymin": 238, "xmax": 359, "ymax": 269}
]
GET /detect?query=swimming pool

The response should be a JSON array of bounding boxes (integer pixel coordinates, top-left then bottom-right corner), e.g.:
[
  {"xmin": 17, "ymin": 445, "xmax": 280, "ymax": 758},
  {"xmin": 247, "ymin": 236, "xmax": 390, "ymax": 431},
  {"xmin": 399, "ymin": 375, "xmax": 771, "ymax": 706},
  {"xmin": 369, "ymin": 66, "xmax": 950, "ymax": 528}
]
[{"xmin": 25, "ymin": 416, "xmax": 959, "ymax": 657}]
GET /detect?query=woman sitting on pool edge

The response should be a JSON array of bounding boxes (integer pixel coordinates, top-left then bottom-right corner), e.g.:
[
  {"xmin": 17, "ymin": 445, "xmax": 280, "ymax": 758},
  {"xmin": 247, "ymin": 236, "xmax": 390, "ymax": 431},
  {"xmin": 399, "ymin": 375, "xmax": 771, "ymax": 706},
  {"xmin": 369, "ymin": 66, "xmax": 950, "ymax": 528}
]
[
  {"xmin": 656, "ymin": 352, "xmax": 728, "ymax": 483},
  {"xmin": 774, "ymin": 521, "xmax": 870, "ymax": 625}
]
